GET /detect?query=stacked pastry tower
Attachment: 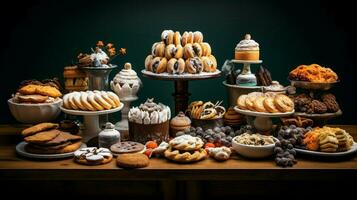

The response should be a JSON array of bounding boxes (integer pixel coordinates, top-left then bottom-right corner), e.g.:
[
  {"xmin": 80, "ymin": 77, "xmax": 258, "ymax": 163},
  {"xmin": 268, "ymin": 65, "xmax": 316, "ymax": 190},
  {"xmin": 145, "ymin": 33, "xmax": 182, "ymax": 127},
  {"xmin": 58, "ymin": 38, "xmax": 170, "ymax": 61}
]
[
  {"xmin": 288, "ymin": 64, "xmax": 341, "ymax": 126},
  {"xmin": 145, "ymin": 30, "xmax": 218, "ymax": 74}
]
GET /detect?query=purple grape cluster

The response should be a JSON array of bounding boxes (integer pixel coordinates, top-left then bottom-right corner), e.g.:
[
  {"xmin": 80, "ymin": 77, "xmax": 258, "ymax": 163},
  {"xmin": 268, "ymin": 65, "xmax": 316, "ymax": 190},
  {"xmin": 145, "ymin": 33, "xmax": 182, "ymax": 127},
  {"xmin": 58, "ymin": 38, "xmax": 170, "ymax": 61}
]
[
  {"xmin": 176, "ymin": 125, "xmax": 253, "ymax": 147},
  {"xmin": 274, "ymin": 125, "xmax": 311, "ymax": 167}
]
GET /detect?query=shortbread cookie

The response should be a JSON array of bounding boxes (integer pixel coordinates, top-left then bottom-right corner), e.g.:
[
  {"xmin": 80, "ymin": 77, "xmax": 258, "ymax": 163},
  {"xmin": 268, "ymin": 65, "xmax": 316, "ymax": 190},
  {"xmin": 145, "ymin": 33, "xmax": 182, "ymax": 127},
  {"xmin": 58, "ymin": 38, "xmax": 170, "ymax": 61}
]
[
  {"xmin": 253, "ymin": 96, "xmax": 267, "ymax": 112},
  {"xmin": 164, "ymin": 147, "xmax": 207, "ymax": 163},
  {"xmin": 116, "ymin": 153, "xmax": 149, "ymax": 168},
  {"xmin": 236, "ymin": 95, "xmax": 248, "ymax": 110},
  {"xmin": 24, "ymin": 129, "xmax": 61, "ymax": 144},
  {"xmin": 26, "ymin": 141, "xmax": 82, "ymax": 154},
  {"xmin": 74, "ymin": 147, "xmax": 113, "ymax": 165},
  {"xmin": 110, "ymin": 141, "xmax": 145, "ymax": 154},
  {"xmin": 21, "ymin": 123, "xmax": 59, "ymax": 137},
  {"xmin": 169, "ymin": 135, "xmax": 204, "ymax": 151}
]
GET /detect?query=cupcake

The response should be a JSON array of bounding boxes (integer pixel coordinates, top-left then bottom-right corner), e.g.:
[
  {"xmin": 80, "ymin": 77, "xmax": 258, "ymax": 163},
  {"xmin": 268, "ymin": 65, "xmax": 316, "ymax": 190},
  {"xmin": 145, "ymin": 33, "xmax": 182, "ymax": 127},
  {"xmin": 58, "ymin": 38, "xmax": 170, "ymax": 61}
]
[
  {"xmin": 170, "ymin": 112, "xmax": 191, "ymax": 135},
  {"xmin": 235, "ymin": 34, "xmax": 260, "ymax": 60},
  {"xmin": 128, "ymin": 98, "xmax": 171, "ymax": 143},
  {"xmin": 111, "ymin": 63, "xmax": 142, "ymax": 99}
]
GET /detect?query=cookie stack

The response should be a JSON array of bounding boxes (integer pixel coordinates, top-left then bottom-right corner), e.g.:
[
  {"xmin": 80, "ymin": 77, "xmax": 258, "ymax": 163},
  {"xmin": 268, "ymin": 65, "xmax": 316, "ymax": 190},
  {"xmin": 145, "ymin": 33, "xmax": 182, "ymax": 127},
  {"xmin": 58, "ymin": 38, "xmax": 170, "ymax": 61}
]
[
  {"xmin": 224, "ymin": 107, "xmax": 244, "ymax": 126},
  {"xmin": 22, "ymin": 123, "xmax": 82, "ymax": 154},
  {"xmin": 164, "ymin": 135, "xmax": 207, "ymax": 163},
  {"xmin": 318, "ymin": 131, "xmax": 339, "ymax": 152},
  {"xmin": 63, "ymin": 90, "xmax": 121, "ymax": 111},
  {"xmin": 144, "ymin": 30, "xmax": 217, "ymax": 74},
  {"xmin": 13, "ymin": 79, "xmax": 62, "ymax": 104},
  {"xmin": 237, "ymin": 92, "xmax": 294, "ymax": 113},
  {"xmin": 110, "ymin": 141, "xmax": 150, "ymax": 168}
]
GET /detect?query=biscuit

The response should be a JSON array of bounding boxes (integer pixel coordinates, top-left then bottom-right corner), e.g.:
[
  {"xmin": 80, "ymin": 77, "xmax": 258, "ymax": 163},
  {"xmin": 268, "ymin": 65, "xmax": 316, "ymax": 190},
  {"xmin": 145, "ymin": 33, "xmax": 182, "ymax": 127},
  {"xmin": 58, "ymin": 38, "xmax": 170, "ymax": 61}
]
[
  {"xmin": 74, "ymin": 147, "xmax": 113, "ymax": 165},
  {"xmin": 24, "ymin": 129, "xmax": 61, "ymax": 144},
  {"xmin": 253, "ymin": 96, "xmax": 267, "ymax": 112},
  {"xmin": 274, "ymin": 94, "xmax": 294, "ymax": 112},
  {"xmin": 22, "ymin": 123, "xmax": 59, "ymax": 137},
  {"xmin": 17, "ymin": 94, "xmax": 49, "ymax": 103},
  {"xmin": 41, "ymin": 131, "xmax": 82, "ymax": 146},
  {"xmin": 236, "ymin": 95, "xmax": 248, "ymax": 110},
  {"xmin": 110, "ymin": 141, "xmax": 145, "ymax": 154},
  {"xmin": 26, "ymin": 141, "xmax": 82, "ymax": 154},
  {"xmin": 116, "ymin": 153, "xmax": 149, "ymax": 168}
]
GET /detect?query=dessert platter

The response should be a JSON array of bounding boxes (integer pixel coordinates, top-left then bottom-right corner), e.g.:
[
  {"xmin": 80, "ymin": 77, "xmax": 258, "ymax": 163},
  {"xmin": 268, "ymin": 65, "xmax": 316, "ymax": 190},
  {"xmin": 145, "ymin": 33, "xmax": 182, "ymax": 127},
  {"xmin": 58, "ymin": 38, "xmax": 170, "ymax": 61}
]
[
  {"xmin": 142, "ymin": 30, "xmax": 221, "ymax": 114},
  {"xmin": 61, "ymin": 90, "xmax": 123, "ymax": 142},
  {"xmin": 5, "ymin": 31, "xmax": 356, "ymax": 169}
]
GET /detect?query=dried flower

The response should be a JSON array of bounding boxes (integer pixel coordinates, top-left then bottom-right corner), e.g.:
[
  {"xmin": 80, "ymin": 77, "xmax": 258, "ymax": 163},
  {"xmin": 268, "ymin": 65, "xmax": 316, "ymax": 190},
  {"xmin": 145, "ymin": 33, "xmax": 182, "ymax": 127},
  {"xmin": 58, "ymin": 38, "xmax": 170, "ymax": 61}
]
[
  {"xmin": 119, "ymin": 48, "xmax": 126, "ymax": 55},
  {"xmin": 106, "ymin": 43, "xmax": 114, "ymax": 49},
  {"xmin": 96, "ymin": 41, "xmax": 104, "ymax": 47}
]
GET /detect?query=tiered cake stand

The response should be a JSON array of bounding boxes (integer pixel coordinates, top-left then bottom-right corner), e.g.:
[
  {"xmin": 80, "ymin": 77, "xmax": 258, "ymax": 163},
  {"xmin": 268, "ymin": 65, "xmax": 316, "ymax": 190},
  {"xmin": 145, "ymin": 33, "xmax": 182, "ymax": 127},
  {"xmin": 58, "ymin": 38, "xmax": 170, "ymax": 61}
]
[
  {"xmin": 61, "ymin": 104, "xmax": 123, "ymax": 142},
  {"xmin": 234, "ymin": 106, "xmax": 294, "ymax": 132},
  {"xmin": 222, "ymin": 59, "xmax": 263, "ymax": 107},
  {"xmin": 290, "ymin": 80, "xmax": 342, "ymax": 126},
  {"xmin": 142, "ymin": 70, "xmax": 221, "ymax": 115}
]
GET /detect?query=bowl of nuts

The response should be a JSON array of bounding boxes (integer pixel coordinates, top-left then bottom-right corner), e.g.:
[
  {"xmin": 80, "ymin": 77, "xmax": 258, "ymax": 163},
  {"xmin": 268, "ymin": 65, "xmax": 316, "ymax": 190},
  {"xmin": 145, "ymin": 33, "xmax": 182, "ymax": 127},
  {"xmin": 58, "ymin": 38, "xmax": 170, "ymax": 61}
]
[{"xmin": 232, "ymin": 132, "xmax": 278, "ymax": 158}]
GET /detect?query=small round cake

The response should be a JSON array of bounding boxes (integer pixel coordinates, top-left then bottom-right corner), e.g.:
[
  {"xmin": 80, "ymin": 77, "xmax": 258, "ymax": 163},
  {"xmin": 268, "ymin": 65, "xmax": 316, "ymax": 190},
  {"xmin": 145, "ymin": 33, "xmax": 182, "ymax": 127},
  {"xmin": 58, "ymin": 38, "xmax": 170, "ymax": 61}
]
[{"xmin": 235, "ymin": 34, "xmax": 260, "ymax": 61}]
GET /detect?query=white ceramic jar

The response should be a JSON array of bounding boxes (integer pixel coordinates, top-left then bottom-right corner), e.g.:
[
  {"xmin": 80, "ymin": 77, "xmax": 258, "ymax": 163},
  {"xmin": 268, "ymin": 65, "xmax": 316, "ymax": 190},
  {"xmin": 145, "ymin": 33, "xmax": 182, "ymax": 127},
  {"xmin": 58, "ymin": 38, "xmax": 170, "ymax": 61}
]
[{"xmin": 98, "ymin": 122, "xmax": 120, "ymax": 148}]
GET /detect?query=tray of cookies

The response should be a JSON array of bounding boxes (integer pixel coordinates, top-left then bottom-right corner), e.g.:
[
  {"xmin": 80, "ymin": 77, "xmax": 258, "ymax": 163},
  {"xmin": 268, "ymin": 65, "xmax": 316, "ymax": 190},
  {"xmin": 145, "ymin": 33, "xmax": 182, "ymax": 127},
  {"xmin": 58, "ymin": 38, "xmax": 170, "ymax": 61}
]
[{"xmin": 16, "ymin": 123, "xmax": 85, "ymax": 159}]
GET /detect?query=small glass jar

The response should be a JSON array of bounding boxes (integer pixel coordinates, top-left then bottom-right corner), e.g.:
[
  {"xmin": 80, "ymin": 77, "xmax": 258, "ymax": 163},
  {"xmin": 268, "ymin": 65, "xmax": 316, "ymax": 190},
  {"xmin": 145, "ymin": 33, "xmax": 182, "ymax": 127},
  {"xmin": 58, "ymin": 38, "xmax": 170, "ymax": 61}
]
[{"xmin": 98, "ymin": 122, "xmax": 120, "ymax": 148}]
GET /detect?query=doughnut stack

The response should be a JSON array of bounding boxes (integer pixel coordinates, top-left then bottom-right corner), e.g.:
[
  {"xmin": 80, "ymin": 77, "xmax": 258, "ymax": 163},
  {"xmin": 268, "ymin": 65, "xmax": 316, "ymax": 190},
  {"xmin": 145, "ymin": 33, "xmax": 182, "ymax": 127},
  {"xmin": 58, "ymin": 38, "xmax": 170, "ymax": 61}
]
[{"xmin": 145, "ymin": 30, "xmax": 217, "ymax": 74}]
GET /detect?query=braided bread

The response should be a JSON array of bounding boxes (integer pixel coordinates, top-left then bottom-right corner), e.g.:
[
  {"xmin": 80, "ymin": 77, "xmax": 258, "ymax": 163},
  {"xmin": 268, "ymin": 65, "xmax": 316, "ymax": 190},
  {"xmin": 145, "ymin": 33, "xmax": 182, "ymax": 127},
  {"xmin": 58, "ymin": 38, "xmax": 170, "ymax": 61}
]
[
  {"xmin": 164, "ymin": 147, "xmax": 207, "ymax": 163},
  {"xmin": 169, "ymin": 135, "xmax": 204, "ymax": 151}
]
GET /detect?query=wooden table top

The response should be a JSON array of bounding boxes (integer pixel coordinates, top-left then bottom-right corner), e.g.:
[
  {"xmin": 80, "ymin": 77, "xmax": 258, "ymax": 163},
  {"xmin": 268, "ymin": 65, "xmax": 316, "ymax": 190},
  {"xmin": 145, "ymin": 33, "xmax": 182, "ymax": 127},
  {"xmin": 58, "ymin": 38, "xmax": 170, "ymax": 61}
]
[{"xmin": 1, "ymin": 124, "xmax": 357, "ymax": 181}]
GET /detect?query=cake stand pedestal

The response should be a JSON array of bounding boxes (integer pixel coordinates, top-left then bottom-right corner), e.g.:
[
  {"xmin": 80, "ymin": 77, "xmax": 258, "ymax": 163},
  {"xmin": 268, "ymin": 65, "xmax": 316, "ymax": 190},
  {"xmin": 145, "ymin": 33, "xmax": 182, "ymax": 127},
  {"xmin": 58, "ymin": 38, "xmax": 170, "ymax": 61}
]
[
  {"xmin": 114, "ymin": 96, "xmax": 138, "ymax": 141},
  {"xmin": 142, "ymin": 70, "xmax": 221, "ymax": 115},
  {"xmin": 231, "ymin": 60, "xmax": 262, "ymax": 86},
  {"xmin": 60, "ymin": 104, "xmax": 123, "ymax": 142},
  {"xmin": 234, "ymin": 106, "xmax": 294, "ymax": 132}
]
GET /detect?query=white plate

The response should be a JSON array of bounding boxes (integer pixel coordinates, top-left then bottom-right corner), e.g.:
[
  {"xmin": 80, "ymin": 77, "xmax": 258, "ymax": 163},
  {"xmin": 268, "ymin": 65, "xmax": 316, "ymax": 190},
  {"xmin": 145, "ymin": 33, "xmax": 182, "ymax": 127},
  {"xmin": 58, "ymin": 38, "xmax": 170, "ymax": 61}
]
[
  {"xmin": 295, "ymin": 143, "xmax": 357, "ymax": 157},
  {"xmin": 234, "ymin": 106, "xmax": 294, "ymax": 117},
  {"xmin": 141, "ymin": 69, "xmax": 221, "ymax": 80},
  {"xmin": 60, "ymin": 103, "xmax": 123, "ymax": 116},
  {"xmin": 16, "ymin": 141, "xmax": 87, "ymax": 159}
]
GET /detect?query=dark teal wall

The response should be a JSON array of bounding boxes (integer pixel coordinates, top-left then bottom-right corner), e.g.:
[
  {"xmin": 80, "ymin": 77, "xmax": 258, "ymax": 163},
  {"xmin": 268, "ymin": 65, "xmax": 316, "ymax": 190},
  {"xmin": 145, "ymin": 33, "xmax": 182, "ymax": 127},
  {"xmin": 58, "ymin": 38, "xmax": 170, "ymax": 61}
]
[{"xmin": 1, "ymin": 0, "xmax": 356, "ymax": 124}]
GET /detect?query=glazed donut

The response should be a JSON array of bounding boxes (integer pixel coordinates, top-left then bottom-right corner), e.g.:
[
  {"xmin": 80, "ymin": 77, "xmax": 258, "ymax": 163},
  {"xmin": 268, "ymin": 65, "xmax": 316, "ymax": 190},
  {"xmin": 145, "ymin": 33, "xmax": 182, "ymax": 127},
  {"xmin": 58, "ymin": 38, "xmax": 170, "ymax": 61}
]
[
  {"xmin": 87, "ymin": 91, "xmax": 104, "ymax": 111},
  {"xmin": 106, "ymin": 91, "xmax": 121, "ymax": 107},
  {"xmin": 73, "ymin": 91, "xmax": 87, "ymax": 110},
  {"xmin": 80, "ymin": 91, "xmax": 95, "ymax": 111},
  {"xmin": 173, "ymin": 31, "xmax": 181, "ymax": 46},
  {"xmin": 94, "ymin": 92, "xmax": 112, "ymax": 110},
  {"xmin": 184, "ymin": 43, "xmax": 202, "ymax": 59},
  {"xmin": 151, "ymin": 42, "xmax": 165, "ymax": 57},
  {"xmin": 202, "ymin": 56, "xmax": 216, "ymax": 72},
  {"xmin": 145, "ymin": 55, "xmax": 154, "ymax": 71},
  {"xmin": 167, "ymin": 58, "xmax": 185, "ymax": 74},
  {"xmin": 165, "ymin": 44, "xmax": 183, "ymax": 59},
  {"xmin": 274, "ymin": 94, "xmax": 294, "ymax": 112},
  {"xmin": 237, "ymin": 94, "xmax": 248, "ymax": 110},
  {"xmin": 200, "ymin": 42, "xmax": 212, "ymax": 56},
  {"xmin": 193, "ymin": 31, "xmax": 203, "ymax": 43},
  {"xmin": 161, "ymin": 30, "xmax": 174, "ymax": 45},
  {"xmin": 185, "ymin": 57, "xmax": 203, "ymax": 74},
  {"xmin": 150, "ymin": 57, "xmax": 167, "ymax": 73},
  {"xmin": 263, "ymin": 97, "xmax": 279, "ymax": 113}
]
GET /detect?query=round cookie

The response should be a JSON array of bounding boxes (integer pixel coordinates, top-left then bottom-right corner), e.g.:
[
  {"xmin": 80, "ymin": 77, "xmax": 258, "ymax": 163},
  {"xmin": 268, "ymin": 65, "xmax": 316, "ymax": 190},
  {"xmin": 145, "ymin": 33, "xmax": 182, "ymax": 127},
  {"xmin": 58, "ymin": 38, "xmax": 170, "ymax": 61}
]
[
  {"xmin": 116, "ymin": 153, "xmax": 149, "ymax": 168},
  {"xmin": 87, "ymin": 91, "xmax": 104, "ymax": 111},
  {"xmin": 94, "ymin": 92, "xmax": 112, "ymax": 110},
  {"xmin": 80, "ymin": 91, "xmax": 95, "ymax": 111},
  {"xmin": 253, "ymin": 96, "xmax": 267, "ymax": 112},
  {"xmin": 274, "ymin": 94, "xmax": 294, "ymax": 112},
  {"xmin": 110, "ymin": 141, "xmax": 145, "ymax": 154},
  {"xmin": 74, "ymin": 147, "xmax": 113, "ymax": 165},
  {"xmin": 237, "ymin": 94, "xmax": 248, "ymax": 110},
  {"xmin": 263, "ymin": 97, "xmax": 280, "ymax": 113}
]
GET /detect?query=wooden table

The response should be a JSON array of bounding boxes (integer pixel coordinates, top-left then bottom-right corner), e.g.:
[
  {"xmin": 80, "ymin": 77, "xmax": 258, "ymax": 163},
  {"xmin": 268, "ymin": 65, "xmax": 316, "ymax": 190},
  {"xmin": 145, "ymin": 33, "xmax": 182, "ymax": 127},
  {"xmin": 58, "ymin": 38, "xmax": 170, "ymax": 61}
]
[{"xmin": 1, "ymin": 124, "xmax": 357, "ymax": 199}]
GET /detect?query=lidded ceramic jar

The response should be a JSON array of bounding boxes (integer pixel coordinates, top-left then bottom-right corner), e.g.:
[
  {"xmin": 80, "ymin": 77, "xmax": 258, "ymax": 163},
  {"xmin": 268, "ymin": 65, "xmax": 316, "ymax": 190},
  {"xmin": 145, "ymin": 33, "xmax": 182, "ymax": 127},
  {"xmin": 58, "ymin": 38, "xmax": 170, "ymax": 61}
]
[
  {"xmin": 98, "ymin": 122, "xmax": 120, "ymax": 148},
  {"xmin": 170, "ymin": 111, "xmax": 191, "ymax": 135},
  {"xmin": 110, "ymin": 63, "xmax": 142, "ymax": 100}
]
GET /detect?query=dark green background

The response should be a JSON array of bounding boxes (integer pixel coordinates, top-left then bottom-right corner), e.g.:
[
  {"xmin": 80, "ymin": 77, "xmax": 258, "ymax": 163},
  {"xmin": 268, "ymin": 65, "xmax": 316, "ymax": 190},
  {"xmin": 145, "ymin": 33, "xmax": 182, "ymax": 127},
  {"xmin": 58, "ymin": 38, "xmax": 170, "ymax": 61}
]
[{"xmin": 1, "ymin": 0, "xmax": 356, "ymax": 124}]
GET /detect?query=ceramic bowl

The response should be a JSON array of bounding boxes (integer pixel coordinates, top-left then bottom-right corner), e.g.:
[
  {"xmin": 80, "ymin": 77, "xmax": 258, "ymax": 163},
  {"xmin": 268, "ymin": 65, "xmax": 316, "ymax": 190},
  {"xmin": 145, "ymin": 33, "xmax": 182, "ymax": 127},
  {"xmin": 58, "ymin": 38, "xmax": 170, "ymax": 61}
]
[
  {"xmin": 8, "ymin": 98, "xmax": 62, "ymax": 124},
  {"xmin": 231, "ymin": 135, "xmax": 278, "ymax": 158}
]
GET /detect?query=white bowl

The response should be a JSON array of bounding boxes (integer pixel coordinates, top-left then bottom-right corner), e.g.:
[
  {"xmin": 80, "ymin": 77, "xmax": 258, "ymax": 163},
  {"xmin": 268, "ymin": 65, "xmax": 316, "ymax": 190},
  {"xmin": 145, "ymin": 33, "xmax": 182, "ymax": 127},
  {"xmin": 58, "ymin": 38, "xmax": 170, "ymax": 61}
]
[
  {"xmin": 8, "ymin": 98, "xmax": 62, "ymax": 124},
  {"xmin": 231, "ymin": 135, "xmax": 278, "ymax": 158}
]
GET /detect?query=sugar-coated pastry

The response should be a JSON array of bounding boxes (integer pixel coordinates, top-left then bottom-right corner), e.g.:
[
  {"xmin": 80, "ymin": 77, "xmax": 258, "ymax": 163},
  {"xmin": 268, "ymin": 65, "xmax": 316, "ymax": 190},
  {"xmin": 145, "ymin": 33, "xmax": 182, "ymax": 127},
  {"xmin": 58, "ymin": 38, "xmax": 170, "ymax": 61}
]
[
  {"xmin": 181, "ymin": 31, "xmax": 194, "ymax": 46},
  {"xmin": 193, "ymin": 31, "xmax": 203, "ymax": 43},
  {"xmin": 106, "ymin": 91, "xmax": 121, "ymax": 107},
  {"xmin": 200, "ymin": 42, "xmax": 212, "ymax": 56},
  {"xmin": 150, "ymin": 57, "xmax": 167, "ymax": 73},
  {"xmin": 87, "ymin": 91, "xmax": 104, "ymax": 111},
  {"xmin": 167, "ymin": 58, "xmax": 185, "ymax": 74},
  {"xmin": 185, "ymin": 57, "xmax": 203, "ymax": 74},
  {"xmin": 202, "ymin": 56, "xmax": 217, "ymax": 72},
  {"xmin": 237, "ymin": 94, "xmax": 248, "ymax": 110},
  {"xmin": 151, "ymin": 42, "xmax": 165, "ymax": 57},
  {"xmin": 274, "ymin": 94, "xmax": 294, "ymax": 112},
  {"xmin": 161, "ymin": 30, "xmax": 174, "ymax": 45},
  {"xmin": 145, "ymin": 55, "xmax": 154, "ymax": 71},
  {"xmin": 263, "ymin": 97, "xmax": 279, "ymax": 113},
  {"xmin": 80, "ymin": 91, "xmax": 95, "ymax": 111},
  {"xmin": 253, "ymin": 96, "xmax": 267, "ymax": 112},
  {"xmin": 94, "ymin": 92, "xmax": 112, "ymax": 110},
  {"xmin": 184, "ymin": 43, "xmax": 202, "ymax": 59},
  {"xmin": 97, "ymin": 91, "xmax": 116, "ymax": 108},
  {"xmin": 173, "ymin": 31, "xmax": 181, "ymax": 46},
  {"xmin": 73, "ymin": 91, "xmax": 87, "ymax": 110},
  {"xmin": 68, "ymin": 93, "xmax": 79, "ymax": 110},
  {"xmin": 164, "ymin": 44, "xmax": 183, "ymax": 59},
  {"xmin": 187, "ymin": 31, "xmax": 194, "ymax": 44}
]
